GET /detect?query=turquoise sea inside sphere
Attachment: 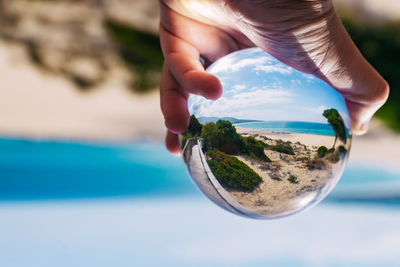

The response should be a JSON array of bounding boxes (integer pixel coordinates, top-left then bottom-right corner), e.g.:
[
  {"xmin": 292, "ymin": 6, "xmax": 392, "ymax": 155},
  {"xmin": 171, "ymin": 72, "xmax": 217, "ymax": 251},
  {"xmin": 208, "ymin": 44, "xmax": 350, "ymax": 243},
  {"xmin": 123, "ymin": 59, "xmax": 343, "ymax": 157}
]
[{"xmin": 182, "ymin": 48, "xmax": 352, "ymax": 219}]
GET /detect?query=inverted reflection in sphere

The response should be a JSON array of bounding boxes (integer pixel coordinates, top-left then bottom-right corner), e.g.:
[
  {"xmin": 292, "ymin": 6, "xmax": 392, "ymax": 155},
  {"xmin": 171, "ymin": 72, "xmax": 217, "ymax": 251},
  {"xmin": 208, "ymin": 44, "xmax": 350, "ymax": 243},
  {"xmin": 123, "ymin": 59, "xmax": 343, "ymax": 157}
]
[{"xmin": 181, "ymin": 48, "xmax": 351, "ymax": 219}]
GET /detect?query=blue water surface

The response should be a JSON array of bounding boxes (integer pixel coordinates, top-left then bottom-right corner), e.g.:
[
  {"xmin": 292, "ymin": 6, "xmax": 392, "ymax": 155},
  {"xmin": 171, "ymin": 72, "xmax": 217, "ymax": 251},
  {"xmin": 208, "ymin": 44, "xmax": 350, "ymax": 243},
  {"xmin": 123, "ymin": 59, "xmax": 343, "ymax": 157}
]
[
  {"xmin": 235, "ymin": 121, "xmax": 336, "ymax": 136},
  {"xmin": 0, "ymin": 137, "xmax": 196, "ymax": 201},
  {"xmin": 0, "ymin": 137, "xmax": 399, "ymax": 203},
  {"xmin": 1, "ymin": 137, "xmax": 400, "ymax": 267}
]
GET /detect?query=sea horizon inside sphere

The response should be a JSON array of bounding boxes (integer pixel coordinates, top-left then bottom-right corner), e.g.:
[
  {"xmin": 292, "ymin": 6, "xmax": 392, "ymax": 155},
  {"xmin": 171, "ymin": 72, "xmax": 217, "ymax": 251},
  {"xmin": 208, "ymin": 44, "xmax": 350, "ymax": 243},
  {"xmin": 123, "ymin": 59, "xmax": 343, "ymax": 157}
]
[{"xmin": 181, "ymin": 47, "xmax": 352, "ymax": 219}]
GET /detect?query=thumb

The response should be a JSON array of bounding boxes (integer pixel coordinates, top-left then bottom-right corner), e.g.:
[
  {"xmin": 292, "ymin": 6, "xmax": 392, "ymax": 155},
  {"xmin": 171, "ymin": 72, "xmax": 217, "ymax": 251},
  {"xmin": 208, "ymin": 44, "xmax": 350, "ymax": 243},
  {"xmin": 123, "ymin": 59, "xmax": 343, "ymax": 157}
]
[{"xmin": 343, "ymin": 79, "xmax": 389, "ymax": 135}]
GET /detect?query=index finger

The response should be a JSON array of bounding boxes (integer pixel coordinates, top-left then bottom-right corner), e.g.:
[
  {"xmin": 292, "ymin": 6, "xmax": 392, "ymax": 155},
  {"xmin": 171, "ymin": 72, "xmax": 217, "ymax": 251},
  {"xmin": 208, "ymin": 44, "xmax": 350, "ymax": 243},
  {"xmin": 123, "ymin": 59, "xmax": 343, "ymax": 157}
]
[{"xmin": 159, "ymin": 3, "xmax": 222, "ymax": 100}]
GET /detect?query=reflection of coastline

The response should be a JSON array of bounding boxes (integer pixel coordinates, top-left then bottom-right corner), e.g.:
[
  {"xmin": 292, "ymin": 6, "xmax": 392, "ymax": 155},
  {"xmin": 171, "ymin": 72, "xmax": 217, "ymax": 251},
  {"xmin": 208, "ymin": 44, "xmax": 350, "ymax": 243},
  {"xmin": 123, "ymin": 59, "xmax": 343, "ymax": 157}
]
[
  {"xmin": 234, "ymin": 121, "xmax": 346, "ymax": 138},
  {"xmin": 236, "ymin": 128, "xmax": 335, "ymax": 148},
  {"xmin": 231, "ymin": 121, "xmax": 262, "ymax": 125},
  {"xmin": 182, "ymin": 115, "xmax": 350, "ymax": 218}
]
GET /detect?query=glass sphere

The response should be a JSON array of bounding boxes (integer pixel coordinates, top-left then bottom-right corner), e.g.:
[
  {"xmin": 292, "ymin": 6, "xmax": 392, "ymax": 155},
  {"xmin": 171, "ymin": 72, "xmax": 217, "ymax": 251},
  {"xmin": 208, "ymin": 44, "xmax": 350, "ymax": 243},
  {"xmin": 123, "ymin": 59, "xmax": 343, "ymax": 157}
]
[{"xmin": 181, "ymin": 48, "xmax": 352, "ymax": 219}]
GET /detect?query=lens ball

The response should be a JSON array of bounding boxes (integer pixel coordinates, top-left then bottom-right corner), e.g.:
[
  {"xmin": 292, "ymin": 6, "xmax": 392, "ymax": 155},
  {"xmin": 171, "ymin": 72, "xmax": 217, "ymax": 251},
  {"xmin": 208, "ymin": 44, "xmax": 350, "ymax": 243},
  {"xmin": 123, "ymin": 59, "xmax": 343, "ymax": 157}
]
[{"xmin": 181, "ymin": 48, "xmax": 352, "ymax": 219}]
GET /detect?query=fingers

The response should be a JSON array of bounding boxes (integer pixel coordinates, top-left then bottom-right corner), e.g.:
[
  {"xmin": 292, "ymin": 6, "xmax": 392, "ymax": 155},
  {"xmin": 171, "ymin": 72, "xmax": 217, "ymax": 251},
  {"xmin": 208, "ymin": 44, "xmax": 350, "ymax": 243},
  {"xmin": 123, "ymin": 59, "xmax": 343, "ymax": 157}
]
[
  {"xmin": 160, "ymin": 63, "xmax": 190, "ymax": 134},
  {"xmin": 332, "ymin": 45, "xmax": 390, "ymax": 135},
  {"xmin": 158, "ymin": 1, "xmax": 250, "ymax": 155},
  {"xmin": 160, "ymin": 25, "xmax": 222, "ymax": 100},
  {"xmin": 316, "ymin": 19, "xmax": 390, "ymax": 136},
  {"xmin": 165, "ymin": 130, "xmax": 180, "ymax": 156},
  {"xmin": 344, "ymin": 79, "xmax": 389, "ymax": 135}
]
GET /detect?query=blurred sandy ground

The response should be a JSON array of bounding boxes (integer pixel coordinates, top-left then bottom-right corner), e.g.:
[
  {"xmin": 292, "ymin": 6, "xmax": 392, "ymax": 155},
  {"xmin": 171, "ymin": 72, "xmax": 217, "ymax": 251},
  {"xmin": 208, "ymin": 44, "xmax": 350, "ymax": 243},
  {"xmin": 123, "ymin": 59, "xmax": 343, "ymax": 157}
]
[
  {"xmin": 0, "ymin": 0, "xmax": 399, "ymax": 169},
  {"xmin": 0, "ymin": 0, "xmax": 165, "ymax": 142}
]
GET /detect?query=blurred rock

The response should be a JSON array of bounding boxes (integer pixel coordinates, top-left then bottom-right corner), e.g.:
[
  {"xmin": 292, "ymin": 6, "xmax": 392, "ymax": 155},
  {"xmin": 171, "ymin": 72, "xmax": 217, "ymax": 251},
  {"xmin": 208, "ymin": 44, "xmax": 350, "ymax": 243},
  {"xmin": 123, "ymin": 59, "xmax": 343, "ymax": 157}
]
[
  {"xmin": 0, "ymin": 0, "xmax": 160, "ymax": 92},
  {"xmin": 0, "ymin": 0, "xmax": 398, "ymax": 92},
  {"xmin": 0, "ymin": 39, "xmax": 165, "ymax": 142}
]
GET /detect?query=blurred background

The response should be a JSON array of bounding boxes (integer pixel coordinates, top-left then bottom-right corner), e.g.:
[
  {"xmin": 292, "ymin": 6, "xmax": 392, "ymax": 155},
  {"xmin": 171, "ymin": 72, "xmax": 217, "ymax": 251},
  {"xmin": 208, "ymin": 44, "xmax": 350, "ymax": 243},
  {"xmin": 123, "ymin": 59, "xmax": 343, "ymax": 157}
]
[{"xmin": 0, "ymin": 0, "xmax": 400, "ymax": 266}]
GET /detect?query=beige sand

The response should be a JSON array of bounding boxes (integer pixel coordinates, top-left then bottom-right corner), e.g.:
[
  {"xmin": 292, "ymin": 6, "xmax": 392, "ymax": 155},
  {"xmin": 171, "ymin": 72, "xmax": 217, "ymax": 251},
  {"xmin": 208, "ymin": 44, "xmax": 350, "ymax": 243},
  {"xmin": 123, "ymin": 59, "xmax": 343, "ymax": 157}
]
[
  {"xmin": 0, "ymin": 41, "xmax": 165, "ymax": 142},
  {"xmin": 236, "ymin": 128, "xmax": 336, "ymax": 148},
  {"xmin": 231, "ymin": 155, "xmax": 338, "ymax": 216},
  {"xmin": 226, "ymin": 131, "xmax": 348, "ymax": 216}
]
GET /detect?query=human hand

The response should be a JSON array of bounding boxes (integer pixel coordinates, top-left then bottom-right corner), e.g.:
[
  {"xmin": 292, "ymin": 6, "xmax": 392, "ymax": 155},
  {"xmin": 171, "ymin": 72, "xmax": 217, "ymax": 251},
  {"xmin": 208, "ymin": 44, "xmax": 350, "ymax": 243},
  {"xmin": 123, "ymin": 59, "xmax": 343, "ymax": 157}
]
[{"xmin": 159, "ymin": 0, "xmax": 389, "ymax": 155}]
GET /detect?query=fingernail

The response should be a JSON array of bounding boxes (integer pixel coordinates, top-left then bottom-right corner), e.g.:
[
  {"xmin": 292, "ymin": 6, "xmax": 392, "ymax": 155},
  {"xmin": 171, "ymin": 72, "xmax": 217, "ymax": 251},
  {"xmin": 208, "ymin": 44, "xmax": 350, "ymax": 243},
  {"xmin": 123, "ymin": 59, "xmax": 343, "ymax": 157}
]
[{"xmin": 170, "ymin": 151, "xmax": 181, "ymax": 157}]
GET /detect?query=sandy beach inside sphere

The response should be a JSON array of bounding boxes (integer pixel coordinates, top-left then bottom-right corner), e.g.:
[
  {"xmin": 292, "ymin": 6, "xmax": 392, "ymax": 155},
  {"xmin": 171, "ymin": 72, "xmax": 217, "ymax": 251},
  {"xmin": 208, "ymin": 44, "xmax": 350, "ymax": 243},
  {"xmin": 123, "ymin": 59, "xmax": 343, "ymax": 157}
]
[
  {"xmin": 227, "ymin": 128, "xmax": 346, "ymax": 217},
  {"xmin": 236, "ymin": 128, "xmax": 336, "ymax": 148},
  {"xmin": 182, "ymin": 115, "xmax": 350, "ymax": 218}
]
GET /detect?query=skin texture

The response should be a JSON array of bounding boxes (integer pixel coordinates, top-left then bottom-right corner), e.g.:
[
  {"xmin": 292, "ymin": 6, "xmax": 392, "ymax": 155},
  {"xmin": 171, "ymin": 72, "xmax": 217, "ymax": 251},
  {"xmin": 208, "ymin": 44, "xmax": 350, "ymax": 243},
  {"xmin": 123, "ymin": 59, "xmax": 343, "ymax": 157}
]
[{"xmin": 159, "ymin": 0, "xmax": 389, "ymax": 155}]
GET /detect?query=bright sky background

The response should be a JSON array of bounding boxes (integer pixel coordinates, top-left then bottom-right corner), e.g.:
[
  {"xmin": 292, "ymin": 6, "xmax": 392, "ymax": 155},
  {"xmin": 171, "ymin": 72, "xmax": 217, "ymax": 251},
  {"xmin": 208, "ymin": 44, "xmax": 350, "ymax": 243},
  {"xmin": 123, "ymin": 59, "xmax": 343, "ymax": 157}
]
[{"xmin": 188, "ymin": 48, "xmax": 350, "ymax": 128}]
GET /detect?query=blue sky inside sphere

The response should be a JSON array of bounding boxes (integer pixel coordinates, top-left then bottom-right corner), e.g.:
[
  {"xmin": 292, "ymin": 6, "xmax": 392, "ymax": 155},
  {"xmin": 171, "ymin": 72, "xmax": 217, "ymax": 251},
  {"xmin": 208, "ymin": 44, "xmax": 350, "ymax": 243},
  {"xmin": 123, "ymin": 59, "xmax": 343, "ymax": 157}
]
[{"xmin": 188, "ymin": 48, "xmax": 350, "ymax": 128}]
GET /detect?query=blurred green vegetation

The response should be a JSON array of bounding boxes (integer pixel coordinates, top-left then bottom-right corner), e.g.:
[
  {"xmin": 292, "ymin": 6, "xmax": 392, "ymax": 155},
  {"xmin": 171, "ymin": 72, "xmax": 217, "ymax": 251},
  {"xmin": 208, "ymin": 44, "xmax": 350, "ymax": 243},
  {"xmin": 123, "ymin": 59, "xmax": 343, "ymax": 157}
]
[
  {"xmin": 104, "ymin": 20, "xmax": 163, "ymax": 93},
  {"xmin": 342, "ymin": 16, "xmax": 400, "ymax": 132}
]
